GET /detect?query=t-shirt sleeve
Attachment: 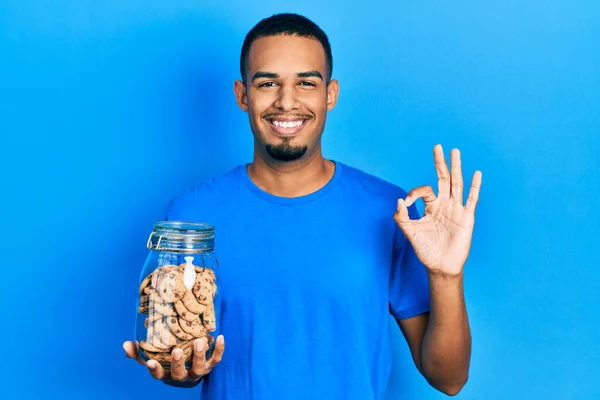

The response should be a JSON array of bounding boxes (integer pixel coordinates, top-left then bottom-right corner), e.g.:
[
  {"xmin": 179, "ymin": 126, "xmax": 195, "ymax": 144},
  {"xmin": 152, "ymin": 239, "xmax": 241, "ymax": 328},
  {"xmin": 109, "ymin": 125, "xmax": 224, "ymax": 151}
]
[
  {"xmin": 163, "ymin": 188, "xmax": 197, "ymax": 221},
  {"xmin": 164, "ymin": 197, "xmax": 179, "ymax": 220},
  {"xmin": 162, "ymin": 185, "xmax": 215, "ymax": 224},
  {"xmin": 389, "ymin": 203, "xmax": 431, "ymax": 320}
]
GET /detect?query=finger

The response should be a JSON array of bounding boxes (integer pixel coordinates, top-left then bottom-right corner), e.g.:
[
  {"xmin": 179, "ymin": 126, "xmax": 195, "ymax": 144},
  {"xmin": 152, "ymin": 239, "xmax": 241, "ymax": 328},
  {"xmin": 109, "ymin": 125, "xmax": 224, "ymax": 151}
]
[
  {"xmin": 147, "ymin": 359, "xmax": 167, "ymax": 380},
  {"xmin": 465, "ymin": 171, "xmax": 482, "ymax": 213},
  {"xmin": 169, "ymin": 347, "xmax": 188, "ymax": 381},
  {"xmin": 394, "ymin": 198, "xmax": 411, "ymax": 225},
  {"xmin": 434, "ymin": 144, "xmax": 451, "ymax": 199},
  {"xmin": 189, "ymin": 337, "xmax": 209, "ymax": 378},
  {"xmin": 206, "ymin": 335, "xmax": 225, "ymax": 370},
  {"xmin": 123, "ymin": 341, "xmax": 146, "ymax": 366},
  {"xmin": 405, "ymin": 185, "xmax": 437, "ymax": 207},
  {"xmin": 450, "ymin": 148, "xmax": 464, "ymax": 204}
]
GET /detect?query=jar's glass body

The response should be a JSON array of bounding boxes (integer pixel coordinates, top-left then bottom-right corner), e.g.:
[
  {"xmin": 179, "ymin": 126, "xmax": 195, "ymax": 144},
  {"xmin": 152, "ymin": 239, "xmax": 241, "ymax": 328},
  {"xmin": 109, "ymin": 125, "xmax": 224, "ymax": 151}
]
[{"xmin": 134, "ymin": 221, "xmax": 220, "ymax": 369}]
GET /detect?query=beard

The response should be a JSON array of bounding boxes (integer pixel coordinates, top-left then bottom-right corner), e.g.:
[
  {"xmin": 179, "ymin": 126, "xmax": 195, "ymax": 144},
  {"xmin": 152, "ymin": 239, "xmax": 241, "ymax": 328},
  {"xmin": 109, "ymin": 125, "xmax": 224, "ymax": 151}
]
[{"xmin": 265, "ymin": 137, "xmax": 307, "ymax": 161}]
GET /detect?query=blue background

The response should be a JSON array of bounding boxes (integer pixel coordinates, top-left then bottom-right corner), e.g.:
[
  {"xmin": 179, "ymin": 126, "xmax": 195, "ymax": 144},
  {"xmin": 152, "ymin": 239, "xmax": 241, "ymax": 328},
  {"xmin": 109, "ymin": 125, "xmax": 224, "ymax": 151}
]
[{"xmin": 1, "ymin": 1, "xmax": 598, "ymax": 399}]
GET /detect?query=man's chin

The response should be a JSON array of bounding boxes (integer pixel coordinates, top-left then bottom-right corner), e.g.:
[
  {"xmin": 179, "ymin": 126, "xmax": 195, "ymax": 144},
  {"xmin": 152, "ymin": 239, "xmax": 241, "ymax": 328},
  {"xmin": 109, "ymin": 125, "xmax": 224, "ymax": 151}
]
[{"xmin": 265, "ymin": 144, "xmax": 307, "ymax": 161}]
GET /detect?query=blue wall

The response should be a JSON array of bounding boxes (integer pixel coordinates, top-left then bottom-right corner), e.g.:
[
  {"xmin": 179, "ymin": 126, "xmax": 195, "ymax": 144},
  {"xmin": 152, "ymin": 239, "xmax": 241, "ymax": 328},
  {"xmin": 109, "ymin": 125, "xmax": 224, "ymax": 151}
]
[{"xmin": 1, "ymin": 1, "xmax": 598, "ymax": 398}]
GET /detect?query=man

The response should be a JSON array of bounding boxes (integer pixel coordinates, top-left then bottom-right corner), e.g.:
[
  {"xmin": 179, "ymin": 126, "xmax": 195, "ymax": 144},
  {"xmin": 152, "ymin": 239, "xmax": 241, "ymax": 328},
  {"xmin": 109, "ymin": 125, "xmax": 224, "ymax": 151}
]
[{"xmin": 124, "ymin": 12, "xmax": 481, "ymax": 399}]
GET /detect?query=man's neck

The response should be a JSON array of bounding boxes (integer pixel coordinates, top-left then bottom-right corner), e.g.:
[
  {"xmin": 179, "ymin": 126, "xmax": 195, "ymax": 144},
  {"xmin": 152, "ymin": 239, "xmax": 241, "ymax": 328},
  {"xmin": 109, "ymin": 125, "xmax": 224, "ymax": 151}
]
[{"xmin": 247, "ymin": 152, "xmax": 335, "ymax": 198}]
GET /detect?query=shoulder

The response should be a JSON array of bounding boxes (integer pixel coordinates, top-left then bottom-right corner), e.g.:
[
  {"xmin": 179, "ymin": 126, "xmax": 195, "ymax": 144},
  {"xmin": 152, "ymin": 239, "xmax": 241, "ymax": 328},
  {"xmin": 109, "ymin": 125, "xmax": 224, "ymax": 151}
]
[
  {"xmin": 165, "ymin": 165, "xmax": 244, "ymax": 218},
  {"xmin": 338, "ymin": 162, "xmax": 410, "ymax": 200},
  {"xmin": 337, "ymin": 162, "xmax": 421, "ymax": 220}
]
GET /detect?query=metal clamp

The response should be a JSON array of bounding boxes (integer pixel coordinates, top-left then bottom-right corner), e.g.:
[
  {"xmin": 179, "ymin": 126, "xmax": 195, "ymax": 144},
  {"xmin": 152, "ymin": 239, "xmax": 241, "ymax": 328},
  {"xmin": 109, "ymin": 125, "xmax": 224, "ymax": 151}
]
[{"xmin": 146, "ymin": 232, "xmax": 164, "ymax": 250}]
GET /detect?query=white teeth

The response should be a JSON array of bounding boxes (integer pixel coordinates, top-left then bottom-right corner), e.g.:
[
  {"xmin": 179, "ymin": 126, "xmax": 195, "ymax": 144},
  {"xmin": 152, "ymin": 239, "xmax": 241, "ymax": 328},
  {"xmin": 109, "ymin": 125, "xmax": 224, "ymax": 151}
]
[{"xmin": 273, "ymin": 120, "xmax": 303, "ymax": 128}]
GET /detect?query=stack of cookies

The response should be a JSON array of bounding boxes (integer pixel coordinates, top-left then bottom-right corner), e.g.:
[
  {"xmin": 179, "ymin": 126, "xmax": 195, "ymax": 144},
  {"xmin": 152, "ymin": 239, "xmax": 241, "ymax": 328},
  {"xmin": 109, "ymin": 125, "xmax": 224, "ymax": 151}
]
[{"xmin": 137, "ymin": 262, "xmax": 217, "ymax": 365}]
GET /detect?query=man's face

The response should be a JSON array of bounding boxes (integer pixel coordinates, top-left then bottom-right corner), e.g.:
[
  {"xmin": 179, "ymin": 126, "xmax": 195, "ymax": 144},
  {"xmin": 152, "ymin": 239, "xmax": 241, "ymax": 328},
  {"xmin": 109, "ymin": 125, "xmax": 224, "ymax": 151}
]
[{"xmin": 234, "ymin": 34, "xmax": 339, "ymax": 163}]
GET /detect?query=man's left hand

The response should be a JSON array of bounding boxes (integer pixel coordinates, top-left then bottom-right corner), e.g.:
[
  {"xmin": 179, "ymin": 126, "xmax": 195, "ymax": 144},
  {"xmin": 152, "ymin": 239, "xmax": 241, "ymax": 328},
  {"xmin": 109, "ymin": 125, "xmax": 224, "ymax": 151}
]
[{"xmin": 394, "ymin": 144, "xmax": 482, "ymax": 276}]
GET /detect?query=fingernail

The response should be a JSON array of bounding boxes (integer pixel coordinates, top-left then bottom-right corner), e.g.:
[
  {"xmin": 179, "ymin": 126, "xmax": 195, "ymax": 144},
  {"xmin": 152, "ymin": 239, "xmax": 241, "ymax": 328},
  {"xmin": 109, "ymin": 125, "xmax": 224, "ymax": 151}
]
[
  {"xmin": 147, "ymin": 361, "xmax": 156, "ymax": 370},
  {"xmin": 195, "ymin": 339, "xmax": 203, "ymax": 351},
  {"xmin": 218, "ymin": 335, "xmax": 224, "ymax": 345},
  {"xmin": 173, "ymin": 348, "xmax": 182, "ymax": 361},
  {"xmin": 405, "ymin": 196, "xmax": 411, "ymax": 206}
]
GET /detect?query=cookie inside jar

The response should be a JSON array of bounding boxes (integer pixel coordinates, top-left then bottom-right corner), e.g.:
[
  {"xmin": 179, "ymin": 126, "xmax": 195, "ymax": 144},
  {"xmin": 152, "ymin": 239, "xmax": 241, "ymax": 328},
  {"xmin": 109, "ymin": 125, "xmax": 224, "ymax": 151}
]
[{"xmin": 137, "ymin": 254, "xmax": 218, "ymax": 368}]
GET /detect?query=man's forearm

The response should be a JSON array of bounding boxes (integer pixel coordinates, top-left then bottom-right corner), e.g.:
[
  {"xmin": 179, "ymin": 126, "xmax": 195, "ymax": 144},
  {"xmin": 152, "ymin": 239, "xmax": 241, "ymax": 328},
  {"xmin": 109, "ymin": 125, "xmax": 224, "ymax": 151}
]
[{"xmin": 421, "ymin": 272, "xmax": 471, "ymax": 396}]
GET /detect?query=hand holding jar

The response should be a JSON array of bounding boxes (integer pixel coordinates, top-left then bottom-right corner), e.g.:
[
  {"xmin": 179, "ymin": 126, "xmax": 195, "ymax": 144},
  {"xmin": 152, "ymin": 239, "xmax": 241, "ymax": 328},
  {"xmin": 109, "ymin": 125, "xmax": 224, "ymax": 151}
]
[{"xmin": 122, "ymin": 221, "xmax": 225, "ymax": 386}]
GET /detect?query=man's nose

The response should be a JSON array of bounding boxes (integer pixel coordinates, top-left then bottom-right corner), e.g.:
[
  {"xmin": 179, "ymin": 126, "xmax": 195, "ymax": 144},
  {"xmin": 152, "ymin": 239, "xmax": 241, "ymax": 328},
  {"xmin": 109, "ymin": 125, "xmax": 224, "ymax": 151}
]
[{"xmin": 273, "ymin": 85, "xmax": 300, "ymax": 111}]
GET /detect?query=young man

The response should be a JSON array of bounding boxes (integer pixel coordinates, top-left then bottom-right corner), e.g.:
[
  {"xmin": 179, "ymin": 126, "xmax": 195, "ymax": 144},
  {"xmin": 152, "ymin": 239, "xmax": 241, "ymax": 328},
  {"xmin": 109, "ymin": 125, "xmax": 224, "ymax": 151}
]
[{"xmin": 124, "ymin": 12, "xmax": 481, "ymax": 399}]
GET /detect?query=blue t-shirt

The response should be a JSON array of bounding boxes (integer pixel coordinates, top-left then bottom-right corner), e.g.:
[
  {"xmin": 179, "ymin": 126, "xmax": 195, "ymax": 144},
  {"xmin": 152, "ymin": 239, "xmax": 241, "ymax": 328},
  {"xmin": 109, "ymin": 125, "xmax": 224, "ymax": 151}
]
[{"xmin": 165, "ymin": 161, "xmax": 430, "ymax": 400}]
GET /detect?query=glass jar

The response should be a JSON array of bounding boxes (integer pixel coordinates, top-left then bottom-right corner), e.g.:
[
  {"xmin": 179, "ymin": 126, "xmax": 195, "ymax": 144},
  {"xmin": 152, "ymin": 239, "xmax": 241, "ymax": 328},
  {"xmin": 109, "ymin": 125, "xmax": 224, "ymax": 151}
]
[{"xmin": 134, "ymin": 221, "xmax": 220, "ymax": 369}]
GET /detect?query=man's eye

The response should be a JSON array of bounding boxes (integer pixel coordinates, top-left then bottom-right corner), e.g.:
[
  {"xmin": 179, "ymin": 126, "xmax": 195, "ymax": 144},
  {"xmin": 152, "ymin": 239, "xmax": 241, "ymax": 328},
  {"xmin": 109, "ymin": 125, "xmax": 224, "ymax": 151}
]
[
  {"xmin": 258, "ymin": 82, "xmax": 276, "ymax": 88},
  {"xmin": 299, "ymin": 81, "xmax": 316, "ymax": 87}
]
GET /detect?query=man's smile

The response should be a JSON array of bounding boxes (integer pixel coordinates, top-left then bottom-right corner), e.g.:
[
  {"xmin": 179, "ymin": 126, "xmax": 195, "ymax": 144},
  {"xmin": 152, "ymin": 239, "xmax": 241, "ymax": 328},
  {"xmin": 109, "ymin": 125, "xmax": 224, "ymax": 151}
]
[{"xmin": 265, "ymin": 116, "xmax": 310, "ymax": 136}]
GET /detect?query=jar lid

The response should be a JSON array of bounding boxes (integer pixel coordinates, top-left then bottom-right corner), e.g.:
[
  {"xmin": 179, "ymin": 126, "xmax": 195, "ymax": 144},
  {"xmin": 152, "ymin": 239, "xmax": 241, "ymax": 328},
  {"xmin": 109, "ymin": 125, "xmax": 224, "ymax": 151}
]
[{"xmin": 146, "ymin": 221, "xmax": 215, "ymax": 252}]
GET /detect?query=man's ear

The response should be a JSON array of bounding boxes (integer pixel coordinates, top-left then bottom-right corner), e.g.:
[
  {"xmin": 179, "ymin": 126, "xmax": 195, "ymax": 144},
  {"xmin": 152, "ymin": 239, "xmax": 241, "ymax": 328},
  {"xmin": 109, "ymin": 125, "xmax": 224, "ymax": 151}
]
[
  {"xmin": 234, "ymin": 80, "xmax": 248, "ymax": 112},
  {"xmin": 326, "ymin": 79, "xmax": 339, "ymax": 111}
]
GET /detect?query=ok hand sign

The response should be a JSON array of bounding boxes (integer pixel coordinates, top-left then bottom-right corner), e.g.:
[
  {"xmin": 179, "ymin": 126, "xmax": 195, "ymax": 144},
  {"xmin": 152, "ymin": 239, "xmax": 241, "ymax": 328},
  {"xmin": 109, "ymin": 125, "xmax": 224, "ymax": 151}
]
[{"xmin": 394, "ymin": 145, "xmax": 482, "ymax": 276}]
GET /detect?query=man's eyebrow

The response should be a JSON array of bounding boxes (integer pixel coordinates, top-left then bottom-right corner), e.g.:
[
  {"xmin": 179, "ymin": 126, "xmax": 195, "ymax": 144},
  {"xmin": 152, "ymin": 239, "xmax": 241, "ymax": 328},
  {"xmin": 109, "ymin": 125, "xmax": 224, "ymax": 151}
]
[
  {"xmin": 251, "ymin": 70, "xmax": 324, "ymax": 81},
  {"xmin": 251, "ymin": 71, "xmax": 279, "ymax": 81},
  {"xmin": 297, "ymin": 71, "xmax": 323, "ymax": 80}
]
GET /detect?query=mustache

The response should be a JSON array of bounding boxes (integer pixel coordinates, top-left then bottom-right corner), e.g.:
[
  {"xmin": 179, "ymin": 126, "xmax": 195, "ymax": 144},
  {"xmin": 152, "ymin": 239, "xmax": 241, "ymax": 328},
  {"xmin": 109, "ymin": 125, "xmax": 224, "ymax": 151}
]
[{"xmin": 263, "ymin": 113, "xmax": 313, "ymax": 119}]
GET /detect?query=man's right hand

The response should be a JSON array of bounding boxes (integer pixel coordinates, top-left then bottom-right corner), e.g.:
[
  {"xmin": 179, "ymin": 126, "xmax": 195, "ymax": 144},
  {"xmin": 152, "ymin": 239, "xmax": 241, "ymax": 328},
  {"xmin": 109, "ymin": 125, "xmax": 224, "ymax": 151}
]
[{"xmin": 123, "ymin": 335, "xmax": 225, "ymax": 387}]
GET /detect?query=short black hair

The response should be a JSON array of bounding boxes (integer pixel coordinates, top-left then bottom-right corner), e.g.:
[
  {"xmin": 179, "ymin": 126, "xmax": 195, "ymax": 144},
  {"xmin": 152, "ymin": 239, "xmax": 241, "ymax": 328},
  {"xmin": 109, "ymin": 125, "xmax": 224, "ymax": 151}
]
[{"xmin": 239, "ymin": 13, "xmax": 333, "ymax": 84}]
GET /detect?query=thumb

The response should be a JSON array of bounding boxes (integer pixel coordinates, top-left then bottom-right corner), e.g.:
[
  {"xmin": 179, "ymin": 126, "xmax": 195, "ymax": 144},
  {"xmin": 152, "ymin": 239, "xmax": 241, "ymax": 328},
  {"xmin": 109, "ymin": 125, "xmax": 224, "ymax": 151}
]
[
  {"xmin": 123, "ymin": 341, "xmax": 146, "ymax": 366},
  {"xmin": 394, "ymin": 198, "xmax": 412, "ymax": 228}
]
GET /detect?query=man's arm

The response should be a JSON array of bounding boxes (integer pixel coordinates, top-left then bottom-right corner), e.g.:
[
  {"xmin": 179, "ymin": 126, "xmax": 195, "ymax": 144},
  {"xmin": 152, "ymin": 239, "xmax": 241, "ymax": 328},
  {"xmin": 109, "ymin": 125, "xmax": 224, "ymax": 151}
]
[
  {"xmin": 392, "ymin": 145, "xmax": 481, "ymax": 396},
  {"xmin": 397, "ymin": 272, "xmax": 470, "ymax": 396}
]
